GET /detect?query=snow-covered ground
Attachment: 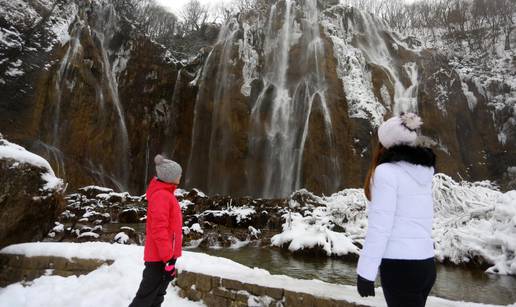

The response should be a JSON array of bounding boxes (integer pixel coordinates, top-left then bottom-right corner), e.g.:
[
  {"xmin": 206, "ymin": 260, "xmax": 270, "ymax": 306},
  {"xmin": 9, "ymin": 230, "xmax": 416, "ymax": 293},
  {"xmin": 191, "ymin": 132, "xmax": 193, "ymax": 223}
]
[
  {"xmin": 0, "ymin": 242, "xmax": 511, "ymax": 307},
  {"xmin": 272, "ymin": 174, "xmax": 516, "ymax": 275}
]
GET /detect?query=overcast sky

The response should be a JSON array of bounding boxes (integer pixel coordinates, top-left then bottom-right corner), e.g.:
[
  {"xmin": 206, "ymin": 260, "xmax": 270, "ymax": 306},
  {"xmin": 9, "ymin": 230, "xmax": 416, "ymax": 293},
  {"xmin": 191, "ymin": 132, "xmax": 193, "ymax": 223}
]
[
  {"xmin": 156, "ymin": 0, "xmax": 228, "ymax": 15},
  {"xmin": 156, "ymin": 0, "xmax": 416, "ymax": 15}
]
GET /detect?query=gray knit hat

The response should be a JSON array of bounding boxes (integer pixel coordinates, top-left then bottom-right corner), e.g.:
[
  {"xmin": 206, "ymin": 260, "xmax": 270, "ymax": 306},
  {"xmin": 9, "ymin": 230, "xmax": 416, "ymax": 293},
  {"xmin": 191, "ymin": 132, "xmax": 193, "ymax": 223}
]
[{"xmin": 154, "ymin": 154, "xmax": 182, "ymax": 183}]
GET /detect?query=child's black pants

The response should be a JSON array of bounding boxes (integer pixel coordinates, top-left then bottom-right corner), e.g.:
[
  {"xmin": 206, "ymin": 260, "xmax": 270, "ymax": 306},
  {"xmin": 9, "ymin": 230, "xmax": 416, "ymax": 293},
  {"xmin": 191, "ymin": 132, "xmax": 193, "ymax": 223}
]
[{"xmin": 129, "ymin": 262, "xmax": 172, "ymax": 307}]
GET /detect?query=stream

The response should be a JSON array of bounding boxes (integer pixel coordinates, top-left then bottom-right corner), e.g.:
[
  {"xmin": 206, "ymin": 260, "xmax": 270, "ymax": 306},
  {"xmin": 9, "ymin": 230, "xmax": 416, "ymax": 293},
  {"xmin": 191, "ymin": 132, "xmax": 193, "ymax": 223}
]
[{"xmin": 189, "ymin": 245, "xmax": 516, "ymax": 305}]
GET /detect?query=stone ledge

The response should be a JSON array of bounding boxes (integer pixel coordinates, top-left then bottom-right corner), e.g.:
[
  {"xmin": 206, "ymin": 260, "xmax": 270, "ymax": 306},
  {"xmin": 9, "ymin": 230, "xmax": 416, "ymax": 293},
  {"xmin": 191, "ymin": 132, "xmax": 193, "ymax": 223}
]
[
  {"xmin": 176, "ymin": 270, "xmax": 362, "ymax": 307},
  {"xmin": 0, "ymin": 253, "xmax": 113, "ymax": 287}
]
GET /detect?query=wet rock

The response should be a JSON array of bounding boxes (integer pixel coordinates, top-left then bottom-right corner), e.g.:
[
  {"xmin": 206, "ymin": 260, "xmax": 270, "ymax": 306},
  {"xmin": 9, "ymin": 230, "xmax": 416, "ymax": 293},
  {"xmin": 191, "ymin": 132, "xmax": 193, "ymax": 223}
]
[{"xmin": 118, "ymin": 208, "xmax": 141, "ymax": 223}]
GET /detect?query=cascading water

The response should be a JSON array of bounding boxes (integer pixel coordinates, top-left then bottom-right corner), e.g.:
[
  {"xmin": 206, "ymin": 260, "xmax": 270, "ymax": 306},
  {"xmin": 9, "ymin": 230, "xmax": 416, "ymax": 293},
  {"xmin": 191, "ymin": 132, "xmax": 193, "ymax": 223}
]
[
  {"xmin": 354, "ymin": 10, "xmax": 420, "ymax": 115},
  {"xmin": 248, "ymin": 0, "xmax": 296, "ymax": 197},
  {"xmin": 186, "ymin": 0, "xmax": 341, "ymax": 198},
  {"xmin": 48, "ymin": 2, "xmax": 131, "ymax": 191},
  {"xmin": 185, "ymin": 18, "xmax": 241, "ymax": 194},
  {"xmin": 52, "ymin": 21, "xmax": 83, "ymax": 147},
  {"xmin": 248, "ymin": 0, "xmax": 340, "ymax": 197},
  {"xmin": 32, "ymin": 140, "xmax": 67, "ymax": 179},
  {"xmin": 93, "ymin": 29, "xmax": 130, "ymax": 190}
]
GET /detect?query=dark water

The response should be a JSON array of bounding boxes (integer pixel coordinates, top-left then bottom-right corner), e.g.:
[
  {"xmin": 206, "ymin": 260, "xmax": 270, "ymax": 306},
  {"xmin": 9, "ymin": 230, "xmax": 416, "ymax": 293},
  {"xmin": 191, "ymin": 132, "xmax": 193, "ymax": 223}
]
[{"xmin": 189, "ymin": 245, "xmax": 516, "ymax": 305}]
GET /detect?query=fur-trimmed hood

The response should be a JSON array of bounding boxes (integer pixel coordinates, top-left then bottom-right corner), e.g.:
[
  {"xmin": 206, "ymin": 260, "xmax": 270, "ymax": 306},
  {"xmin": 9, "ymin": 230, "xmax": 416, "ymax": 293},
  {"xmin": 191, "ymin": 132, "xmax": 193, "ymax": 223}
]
[{"xmin": 379, "ymin": 145, "xmax": 436, "ymax": 168}]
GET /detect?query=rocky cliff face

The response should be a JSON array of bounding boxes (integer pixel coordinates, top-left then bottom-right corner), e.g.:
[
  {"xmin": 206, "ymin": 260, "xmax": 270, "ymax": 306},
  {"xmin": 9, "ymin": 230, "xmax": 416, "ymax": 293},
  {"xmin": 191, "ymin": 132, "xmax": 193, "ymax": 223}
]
[
  {"xmin": 1, "ymin": 0, "xmax": 514, "ymax": 197},
  {"xmin": 0, "ymin": 0, "xmax": 204, "ymax": 193},
  {"xmin": 185, "ymin": 0, "xmax": 515, "ymax": 197}
]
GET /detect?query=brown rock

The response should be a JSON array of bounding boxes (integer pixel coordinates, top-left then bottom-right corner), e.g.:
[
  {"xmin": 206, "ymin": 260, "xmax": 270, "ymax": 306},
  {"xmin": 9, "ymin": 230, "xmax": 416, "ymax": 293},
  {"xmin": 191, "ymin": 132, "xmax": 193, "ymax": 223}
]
[
  {"xmin": 284, "ymin": 290, "xmax": 316, "ymax": 306},
  {"xmin": 202, "ymin": 292, "xmax": 231, "ymax": 307},
  {"xmin": 244, "ymin": 283, "xmax": 284, "ymax": 300},
  {"xmin": 221, "ymin": 278, "xmax": 244, "ymax": 291},
  {"xmin": 184, "ymin": 287, "xmax": 204, "ymax": 302},
  {"xmin": 196, "ymin": 273, "xmax": 213, "ymax": 292},
  {"xmin": 0, "ymin": 155, "xmax": 65, "ymax": 249},
  {"xmin": 213, "ymin": 287, "xmax": 237, "ymax": 300},
  {"xmin": 177, "ymin": 271, "xmax": 197, "ymax": 289}
]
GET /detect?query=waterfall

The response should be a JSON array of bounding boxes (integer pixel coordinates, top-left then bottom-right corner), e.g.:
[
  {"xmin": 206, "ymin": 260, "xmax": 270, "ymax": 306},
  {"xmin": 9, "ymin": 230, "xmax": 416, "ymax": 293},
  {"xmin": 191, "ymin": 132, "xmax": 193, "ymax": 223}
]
[
  {"xmin": 32, "ymin": 140, "xmax": 67, "ymax": 179},
  {"xmin": 248, "ymin": 0, "xmax": 340, "ymax": 197},
  {"xmin": 93, "ymin": 29, "xmax": 130, "ymax": 191},
  {"xmin": 394, "ymin": 62, "xmax": 419, "ymax": 114},
  {"xmin": 48, "ymin": 2, "xmax": 130, "ymax": 191},
  {"xmin": 171, "ymin": 69, "xmax": 183, "ymax": 107},
  {"xmin": 355, "ymin": 10, "xmax": 420, "ymax": 115},
  {"xmin": 295, "ymin": 0, "xmax": 340, "ymax": 190},
  {"xmin": 185, "ymin": 18, "xmax": 240, "ymax": 193},
  {"xmin": 248, "ymin": 0, "xmax": 296, "ymax": 197},
  {"xmin": 185, "ymin": 0, "xmax": 343, "ymax": 197},
  {"xmin": 52, "ymin": 22, "xmax": 82, "ymax": 147}
]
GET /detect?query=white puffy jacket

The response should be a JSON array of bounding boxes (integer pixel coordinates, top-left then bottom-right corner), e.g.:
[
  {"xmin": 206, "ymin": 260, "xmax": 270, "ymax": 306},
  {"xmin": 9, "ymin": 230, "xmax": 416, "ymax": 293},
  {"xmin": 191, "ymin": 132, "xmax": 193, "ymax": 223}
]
[{"xmin": 357, "ymin": 161, "xmax": 435, "ymax": 281}]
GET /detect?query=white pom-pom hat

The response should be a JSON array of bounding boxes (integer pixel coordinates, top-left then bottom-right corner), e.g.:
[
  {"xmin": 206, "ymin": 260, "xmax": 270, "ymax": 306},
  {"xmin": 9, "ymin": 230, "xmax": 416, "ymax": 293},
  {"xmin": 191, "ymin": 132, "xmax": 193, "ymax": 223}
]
[{"xmin": 378, "ymin": 113, "xmax": 423, "ymax": 149}]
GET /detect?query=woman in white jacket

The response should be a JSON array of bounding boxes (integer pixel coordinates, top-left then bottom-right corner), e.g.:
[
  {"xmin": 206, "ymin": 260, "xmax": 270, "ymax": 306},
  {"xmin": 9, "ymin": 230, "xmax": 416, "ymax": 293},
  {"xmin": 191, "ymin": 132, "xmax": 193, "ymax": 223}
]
[{"xmin": 356, "ymin": 113, "xmax": 437, "ymax": 307}]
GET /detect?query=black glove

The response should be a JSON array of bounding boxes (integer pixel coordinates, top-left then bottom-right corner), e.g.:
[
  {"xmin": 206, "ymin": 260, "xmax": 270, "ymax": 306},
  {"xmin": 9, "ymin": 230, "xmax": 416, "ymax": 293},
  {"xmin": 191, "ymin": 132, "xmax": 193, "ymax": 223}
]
[
  {"xmin": 357, "ymin": 274, "xmax": 375, "ymax": 297},
  {"xmin": 164, "ymin": 258, "xmax": 177, "ymax": 279}
]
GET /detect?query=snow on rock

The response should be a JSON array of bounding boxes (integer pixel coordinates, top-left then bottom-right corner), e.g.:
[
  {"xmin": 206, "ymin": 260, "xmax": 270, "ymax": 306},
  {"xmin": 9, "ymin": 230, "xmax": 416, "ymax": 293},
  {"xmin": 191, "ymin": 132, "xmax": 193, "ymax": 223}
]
[
  {"xmin": 175, "ymin": 188, "xmax": 189, "ymax": 197},
  {"xmin": 248, "ymin": 226, "xmax": 261, "ymax": 239},
  {"xmin": 190, "ymin": 223, "xmax": 203, "ymax": 234},
  {"xmin": 238, "ymin": 22, "xmax": 259, "ymax": 97},
  {"xmin": 192, "ymin": 188, "xmax": 207, "ymax": 198},
  {"xmin": 80, "ymin": 186, "xmax": 115, "ymax": 193},
  {"xmin": 446, "ymin": 41, "xmax": 516, "ymax": 146},
  {"xmin": 201, "ymin": 206, "xmax": 256, "ymax": 225},
  {"xmin": 271, "ymin": 188, "xmax": 364, "ymax": 257},
  {"xmin": 272, "ymin": 175, "xmax": 516, "ymax": 275},
  {"xmin": 52, "ymin": 222, "xmax": 64, "ymax": 233},
  {"xmin": 0, "ymin": 242, "xmax": 502, "ymax": 307},
  {"xmin": 0, "ymin": 136, "xmax": 63, "ymax": 191},
  {"xmin": 321, "ymin": 8, "xmax": 387, "ymax": 127},
  {"xmin": 77, "ymin": 232, "xmax": 100, "ymax": 239},
  {"xmin": 180, "ymin": 199, "xmax": 194, "ymax": 210},
  {"xmin": 113, "ymin": 232, "xmax": 129, "ymax": 244}
]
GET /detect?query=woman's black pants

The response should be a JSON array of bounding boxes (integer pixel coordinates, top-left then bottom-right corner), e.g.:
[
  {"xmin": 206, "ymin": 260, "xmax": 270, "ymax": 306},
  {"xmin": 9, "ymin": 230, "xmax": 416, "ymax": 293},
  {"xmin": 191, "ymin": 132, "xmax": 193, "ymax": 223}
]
[
  {"xmin": 129, "ymin": 262, "xmax": 172, "ymax": 307},
  {"xmin": 380, "ymin": 257, "xmax": 436, "ymax": 307}
]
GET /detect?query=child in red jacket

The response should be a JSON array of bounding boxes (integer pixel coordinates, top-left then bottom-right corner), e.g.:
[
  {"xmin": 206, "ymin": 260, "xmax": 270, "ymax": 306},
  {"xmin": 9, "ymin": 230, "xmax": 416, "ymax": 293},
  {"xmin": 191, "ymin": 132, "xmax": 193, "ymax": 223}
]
[{"xmin": 129, "ymin": 154, "xmax": 183, "ymax": 307}]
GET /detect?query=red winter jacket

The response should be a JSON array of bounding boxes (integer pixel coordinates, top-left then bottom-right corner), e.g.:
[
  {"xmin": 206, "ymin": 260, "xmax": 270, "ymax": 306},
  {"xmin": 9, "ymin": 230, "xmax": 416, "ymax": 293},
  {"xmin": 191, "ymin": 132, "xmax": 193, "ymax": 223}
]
[{"xmin": 144, "ymin": 177, "xmax": 183, "ymax": 262}]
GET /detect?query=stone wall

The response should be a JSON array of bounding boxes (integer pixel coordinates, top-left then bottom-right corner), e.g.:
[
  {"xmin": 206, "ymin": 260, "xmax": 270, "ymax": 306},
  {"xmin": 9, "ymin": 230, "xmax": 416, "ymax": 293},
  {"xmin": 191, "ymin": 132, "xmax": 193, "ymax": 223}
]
[
  {"xmin": 176, "ymin": 270, "xmax": 361, "ymax": 307},
  {"xmin": 0, "ymin": 253, "xmax": 361, "ymax": 307},
  {"xmin": 0, "ymin": 254, "xmax": 112, "ymax": 287}
]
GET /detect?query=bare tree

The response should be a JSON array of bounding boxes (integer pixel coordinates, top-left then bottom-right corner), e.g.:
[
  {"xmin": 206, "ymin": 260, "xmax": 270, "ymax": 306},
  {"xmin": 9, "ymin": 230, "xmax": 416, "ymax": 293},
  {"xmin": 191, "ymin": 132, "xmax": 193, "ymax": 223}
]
[
  {"xmin": 180, "ymin": 0, "xmax": 209, "ymax": 32},
  {"xmin": 213, "ymin": 0, "xmax": 236, "ymax": 23},
  {"xmin": 498, "ymin": 0, "xmax": 516, "ymax": 50},
  {"xmin": 139, "ymin": 3, "xmax": 177, "ymax": 43}
]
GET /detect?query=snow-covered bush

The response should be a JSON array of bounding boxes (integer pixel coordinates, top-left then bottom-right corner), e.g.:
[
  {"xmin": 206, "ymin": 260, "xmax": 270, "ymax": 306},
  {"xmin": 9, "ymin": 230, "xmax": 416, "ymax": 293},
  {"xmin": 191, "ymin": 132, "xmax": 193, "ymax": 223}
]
[{"xmin": 272, "ymin": 175, "xmax": 516, "ymax": 275}]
